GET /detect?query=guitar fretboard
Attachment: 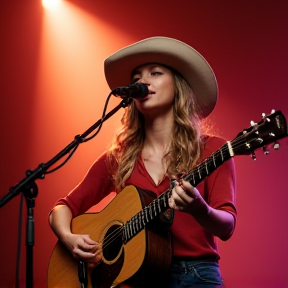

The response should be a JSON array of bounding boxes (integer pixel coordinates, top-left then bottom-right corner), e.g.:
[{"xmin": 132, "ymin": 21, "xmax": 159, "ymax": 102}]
[{"xmin": 184, "ymin": 142, "xmax": 233, "ymax": 186}]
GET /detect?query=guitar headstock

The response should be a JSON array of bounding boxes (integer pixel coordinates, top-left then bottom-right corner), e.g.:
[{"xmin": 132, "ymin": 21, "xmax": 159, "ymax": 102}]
[{"xmin": 232, "ymin": 109, "xmax": 288, "ymax": 159}]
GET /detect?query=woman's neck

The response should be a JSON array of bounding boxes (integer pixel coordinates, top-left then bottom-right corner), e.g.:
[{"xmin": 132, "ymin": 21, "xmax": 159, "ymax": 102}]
[{"xmin": 143, "ymin": 114, "xmax": 173, "ymax": 152}]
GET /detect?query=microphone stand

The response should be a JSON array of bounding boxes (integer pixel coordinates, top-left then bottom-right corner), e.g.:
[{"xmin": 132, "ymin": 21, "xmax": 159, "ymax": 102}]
[{"xmin": 0, "ymin": 97, "xmax": 131, "ymax": 288}]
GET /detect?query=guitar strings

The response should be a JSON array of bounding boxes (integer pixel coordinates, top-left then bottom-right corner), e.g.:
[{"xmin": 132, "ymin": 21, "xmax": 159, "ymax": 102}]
[
  {"xmin": 184, "ymin": 134, "xmax": 248, "ymax": 184},
  {"xmin": 92, "ymin": 195, "xmax": 171, "ymax": 260}
]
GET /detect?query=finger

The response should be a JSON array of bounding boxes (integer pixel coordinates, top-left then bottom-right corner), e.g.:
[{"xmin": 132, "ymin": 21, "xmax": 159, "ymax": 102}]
[
  {"xmin": 74, "ymin": 249, "xmax": 97, "ymax": 261},
  {"xmin": 168, "ymin": 197, "xmax": 177, "ymax": 209},
  {"xmin": 180, "ymin": 180, "xmax": 198, "ymax": 198},
  {"xmin": 79, "ymin": 235, "xmax": 99, "ymax": 252},
  {"xmin": 79, "ymin": 241, "xmax": 98, "ymax": 253},
  {"xmin": 82, "ymin": 234, "xmax": 97, "ymax": 245},
  {"xmin": 79, "ymin": 248, "xmax": 103, "ymax": 263},
  {"xmin": 174, "ymin": 182, "xmax": 190, "ymax": 202}
]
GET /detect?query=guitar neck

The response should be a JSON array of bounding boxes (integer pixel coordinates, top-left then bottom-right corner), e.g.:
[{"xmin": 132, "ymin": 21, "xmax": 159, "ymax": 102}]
[{"xmin": 184, "ymin": 141, "xmax": 234, "ymax": 186}]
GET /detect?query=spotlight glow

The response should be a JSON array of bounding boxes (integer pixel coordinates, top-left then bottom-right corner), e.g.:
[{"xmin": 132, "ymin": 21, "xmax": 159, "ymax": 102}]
[{"xmin": 42, "ymin": 0, "xmax": 61, "ymax": 9}]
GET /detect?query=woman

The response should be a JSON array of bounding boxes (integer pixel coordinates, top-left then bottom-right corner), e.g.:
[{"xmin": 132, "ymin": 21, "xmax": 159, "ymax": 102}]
[{"xmin": 49, "ymin": 36, "xmax": 236, "ymax": 288}]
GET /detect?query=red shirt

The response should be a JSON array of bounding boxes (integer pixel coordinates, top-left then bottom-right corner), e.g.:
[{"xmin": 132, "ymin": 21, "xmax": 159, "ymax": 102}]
[{"xmin": 53, "ymin": 136, "xmax": 236, "ymax": 260}]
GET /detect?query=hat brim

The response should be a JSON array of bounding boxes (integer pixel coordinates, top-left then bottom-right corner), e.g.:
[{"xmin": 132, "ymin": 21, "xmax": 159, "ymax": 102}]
[{"xmin": 104, "ymin": 36, "xmax": 218, "ymax": 118}]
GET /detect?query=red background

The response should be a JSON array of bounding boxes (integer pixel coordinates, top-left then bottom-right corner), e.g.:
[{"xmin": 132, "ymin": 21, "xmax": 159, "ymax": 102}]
[{"xmin": 0, "ymin": 0, "xmax": 288, "ymax": 287}]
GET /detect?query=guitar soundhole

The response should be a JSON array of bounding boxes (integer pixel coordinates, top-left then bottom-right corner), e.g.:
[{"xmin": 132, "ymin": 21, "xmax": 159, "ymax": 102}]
[{"xmin": 103, "ymin": 224, "xmax": 123, "ymax": 261}]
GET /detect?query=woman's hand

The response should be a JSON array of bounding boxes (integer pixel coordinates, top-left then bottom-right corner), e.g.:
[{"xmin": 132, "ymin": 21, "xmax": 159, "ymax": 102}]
[
  {"xmin": 62, "ymin": 233, "xmax": 102, "ymax": 266},
  {"xmin": 168, "ymin": 179, "xmax": 209, "ymax": 216},
  {"xmin": 168, "ymin": 179, "xmax": 235, "ymax": 240}
]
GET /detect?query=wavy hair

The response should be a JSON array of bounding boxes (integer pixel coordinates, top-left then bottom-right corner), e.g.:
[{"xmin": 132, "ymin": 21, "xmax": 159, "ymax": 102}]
[{"xmin": 107, "ymin": 71, "xmax": 205, "ymax": 192}]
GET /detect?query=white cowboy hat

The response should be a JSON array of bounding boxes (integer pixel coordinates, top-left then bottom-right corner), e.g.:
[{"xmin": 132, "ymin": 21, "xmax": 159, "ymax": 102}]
[{"xmin": 104, "ymin": 36, "xmax": 218, "ymax": 118}]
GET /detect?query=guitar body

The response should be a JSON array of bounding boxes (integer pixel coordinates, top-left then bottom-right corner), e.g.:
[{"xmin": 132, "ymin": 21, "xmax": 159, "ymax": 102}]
[{"xmin": 48, "ymin": 185, "xmax": 172, "ymax": 288}]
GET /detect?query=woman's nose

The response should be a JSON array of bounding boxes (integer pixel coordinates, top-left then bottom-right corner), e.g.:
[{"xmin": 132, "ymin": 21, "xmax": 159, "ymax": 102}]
[{"xmin": 137, "ymin": 76, "xmax": 150, "ymax": 85}]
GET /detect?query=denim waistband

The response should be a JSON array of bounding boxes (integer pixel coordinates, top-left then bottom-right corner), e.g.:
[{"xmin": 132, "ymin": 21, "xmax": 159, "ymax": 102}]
[
  {"xmin": 171, "ymin": 258, "xmax": 219, "ymax": 274},
  {"xmin": 172, "ymin": 256, "xmax": 218, "ymax": 264}
]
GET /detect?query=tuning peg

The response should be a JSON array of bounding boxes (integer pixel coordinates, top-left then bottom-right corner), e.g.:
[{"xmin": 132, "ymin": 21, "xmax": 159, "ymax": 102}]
[
  {"xmin": 250, "ymin": 120, "xmax": 256, "ymax": 126},
  {"xmin": 273, "ymin": 141, "xmax": 280, "ymax": 150},
  {"xmin": 263, "ymin": 146, "xmax": 269, "ymax": 155},
  {"xmin": 251, "ymin": 151, "xmax": 257, "ymax": 161},
  {"xmin": 262, "ymin": 112, "xmax": 273, "ymax": 122},
  {"xmin": 271, "ymin": 109, "xmax": 275, "ymax": 114}
]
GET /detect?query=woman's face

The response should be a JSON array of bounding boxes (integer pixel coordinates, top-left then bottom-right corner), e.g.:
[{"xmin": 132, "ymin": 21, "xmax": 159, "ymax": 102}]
[{"xmin": 131, "ymin": 64, "xmax": 175, "ymax": 117}]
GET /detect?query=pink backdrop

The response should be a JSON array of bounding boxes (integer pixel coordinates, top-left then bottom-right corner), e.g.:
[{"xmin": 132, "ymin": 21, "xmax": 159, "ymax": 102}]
[{"xmin": 0, "ymin": 0, "xmax": 287, "ymax": 287}]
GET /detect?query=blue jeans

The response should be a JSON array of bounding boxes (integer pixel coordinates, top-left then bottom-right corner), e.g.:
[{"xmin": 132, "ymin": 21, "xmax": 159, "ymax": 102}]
[
  {"xmin": 132, "ymin": 259, "xmax": 224, "ymax": 288},
  {"xmin": 168, "ymin": 259, "xmax": 224, "ymax": 288}
]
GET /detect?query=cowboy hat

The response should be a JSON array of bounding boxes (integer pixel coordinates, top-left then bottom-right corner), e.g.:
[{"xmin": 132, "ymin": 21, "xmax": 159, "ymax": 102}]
[{"xmin": 104, "ymin": 36, "xmax": 218, "ymax": 118}]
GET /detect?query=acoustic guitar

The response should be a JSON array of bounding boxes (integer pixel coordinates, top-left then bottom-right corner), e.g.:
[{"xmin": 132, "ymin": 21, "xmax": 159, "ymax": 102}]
[{"xmin": 48, "ymin": 110, "xmax": 288, "ymax": 288}]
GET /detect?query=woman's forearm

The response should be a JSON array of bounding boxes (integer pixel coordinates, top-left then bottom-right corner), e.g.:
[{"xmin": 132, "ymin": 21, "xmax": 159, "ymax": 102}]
[
  {"xmin": 49, "ymin": 205, "xmax": 73, "ymax": 242},
  {"xmin": 193, "ymin": 207, "xmax": 235, "ymax": 241}
]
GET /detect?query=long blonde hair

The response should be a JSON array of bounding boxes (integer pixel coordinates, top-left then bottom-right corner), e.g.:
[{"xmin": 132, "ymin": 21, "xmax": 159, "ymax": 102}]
[{"xmin": 107, "ymin": 71, "xmax": 204, "ymax": 192}]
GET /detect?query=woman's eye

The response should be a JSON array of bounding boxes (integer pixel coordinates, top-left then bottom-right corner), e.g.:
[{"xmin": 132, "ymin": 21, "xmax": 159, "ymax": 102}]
[
  {"xmin": 151, "ymin": 71, "xmax": 162, "ymax": 76},
  {"xmin": 131, "ymin": 78, "xmax": 140, "ymax": 84}
]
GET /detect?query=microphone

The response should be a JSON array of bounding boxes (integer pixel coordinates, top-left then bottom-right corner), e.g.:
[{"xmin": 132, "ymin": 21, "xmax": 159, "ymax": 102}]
[{"xmin": 112, "ymin": 83, "xmax": 148, "ymax": 99}]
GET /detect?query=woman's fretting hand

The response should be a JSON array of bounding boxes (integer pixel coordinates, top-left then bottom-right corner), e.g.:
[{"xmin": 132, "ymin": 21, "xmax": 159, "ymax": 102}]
[{"xmin": 168, "ymin": 179, "xmax": 209, "ymax": 217}]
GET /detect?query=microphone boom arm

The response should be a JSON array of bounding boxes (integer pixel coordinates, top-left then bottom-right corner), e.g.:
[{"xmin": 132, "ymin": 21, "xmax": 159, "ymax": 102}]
[{"xmin": 0, "ymin": 97, "xmax": 131, "ymax": 208}]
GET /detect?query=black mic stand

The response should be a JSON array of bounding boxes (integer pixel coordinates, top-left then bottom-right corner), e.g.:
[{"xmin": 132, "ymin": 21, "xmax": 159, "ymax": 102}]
[{"xmin": 0, "ymin": 97, "xmax": 131, "ymax": 288}]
